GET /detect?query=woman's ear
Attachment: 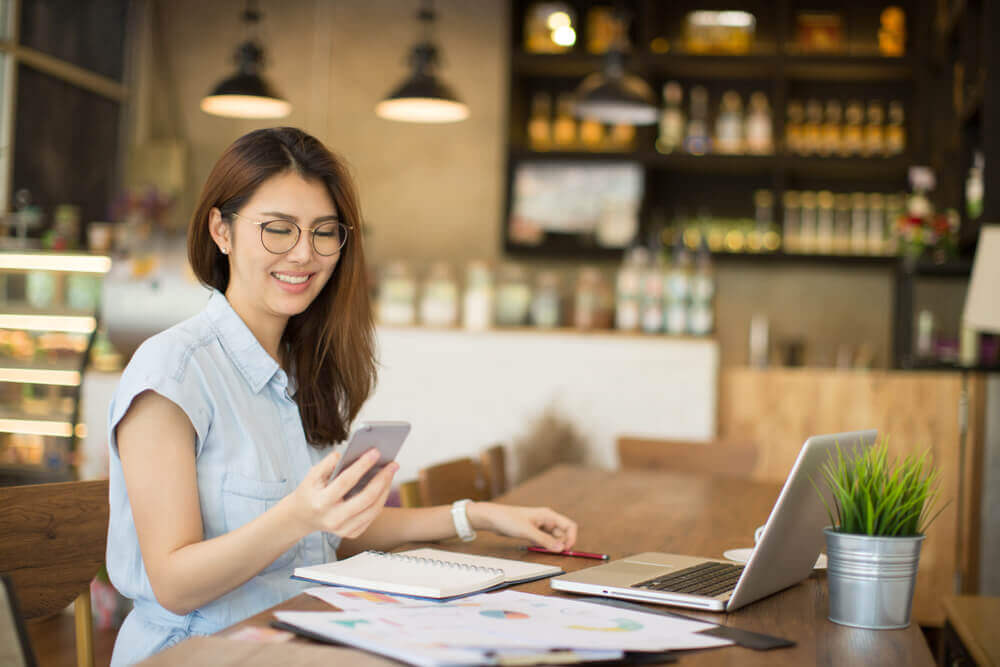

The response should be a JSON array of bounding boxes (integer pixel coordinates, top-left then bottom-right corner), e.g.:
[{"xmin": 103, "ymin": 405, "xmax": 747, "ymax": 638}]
[{"xmin": 208, "ymin": 207, "xmax": 231, "ymax": 255}]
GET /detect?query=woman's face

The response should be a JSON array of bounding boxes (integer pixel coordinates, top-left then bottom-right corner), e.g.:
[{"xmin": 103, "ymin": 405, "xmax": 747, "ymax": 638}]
[{"xmin": 211, "ymin": 170, "xmax": 342, "ymax": 321}]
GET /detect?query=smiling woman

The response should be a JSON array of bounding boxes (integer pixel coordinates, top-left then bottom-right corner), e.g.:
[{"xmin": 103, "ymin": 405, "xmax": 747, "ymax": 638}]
[{"xmin": 105, "ymin": 127, "xmax": 579, "ymax": 665}]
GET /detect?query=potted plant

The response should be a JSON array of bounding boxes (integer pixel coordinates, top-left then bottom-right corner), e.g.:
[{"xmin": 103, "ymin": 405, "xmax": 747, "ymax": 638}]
[{"xmin": 815, "ymin": 439, "xmax": 946, "ymax": 629}]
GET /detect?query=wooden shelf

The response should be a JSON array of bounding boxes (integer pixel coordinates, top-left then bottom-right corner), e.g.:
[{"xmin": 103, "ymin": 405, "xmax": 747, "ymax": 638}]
[
  {"xmin": 510, "ymin": 149, "xmax": 910, "ymax": 179},
  {"xmin": 513, "ymin": 51, "xmax": 914, "ymax": 82}
]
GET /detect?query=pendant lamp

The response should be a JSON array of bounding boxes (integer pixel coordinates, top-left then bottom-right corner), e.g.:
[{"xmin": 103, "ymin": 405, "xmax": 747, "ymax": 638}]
[
  {"xmin": 201, "ymin": 1, "xmax": 291, "ymax": 119},
  {"xmin": 375, "ymin": 0, "xmax": 469, "ymax": 123},
  {"xmin": 574, "ymin": 11, "xmax": 657, "ymax": 125}
]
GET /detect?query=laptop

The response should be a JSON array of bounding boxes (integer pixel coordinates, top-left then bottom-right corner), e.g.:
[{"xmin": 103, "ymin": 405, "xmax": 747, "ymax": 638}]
[{"xmin": 550, "ymin": 430, "xmax": 877, "ymax": 612}]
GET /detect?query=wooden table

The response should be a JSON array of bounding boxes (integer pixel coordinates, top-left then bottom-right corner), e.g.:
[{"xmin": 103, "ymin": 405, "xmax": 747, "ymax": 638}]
[{"xmin": 154, "ymin": 465, "xmax": 934, "ymax": 665}]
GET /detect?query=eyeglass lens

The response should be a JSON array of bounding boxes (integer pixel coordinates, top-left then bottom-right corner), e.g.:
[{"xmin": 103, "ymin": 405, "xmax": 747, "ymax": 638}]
[{"xmin": 260, "ymin": 220, "xmax": 348, "ymax": 256}]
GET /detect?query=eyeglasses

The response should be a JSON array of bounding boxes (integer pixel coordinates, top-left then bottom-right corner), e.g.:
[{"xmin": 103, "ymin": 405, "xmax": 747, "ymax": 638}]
[{"xmin": 230, "ymin": 212, "xmax": 351, "ymax": 256}]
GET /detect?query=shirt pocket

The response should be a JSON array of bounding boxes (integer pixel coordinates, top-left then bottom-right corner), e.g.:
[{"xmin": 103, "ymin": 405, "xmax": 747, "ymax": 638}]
[{"xmin": 221, "ymin": 472, "xmax": 299, "ymax": 573}]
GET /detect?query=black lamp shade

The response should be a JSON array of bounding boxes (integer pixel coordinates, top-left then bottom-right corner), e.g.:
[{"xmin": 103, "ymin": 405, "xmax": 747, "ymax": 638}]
[
  {"xmin": 575, "ymin": 71, "xmax": 658, "ymax": 125},
  {"xmin": 201, "ymin": 40, "xmax": 291, "ymax": 119},
  {"xmin": 375, "ymin": 71, "xmax": 469, "ymax": 123}
]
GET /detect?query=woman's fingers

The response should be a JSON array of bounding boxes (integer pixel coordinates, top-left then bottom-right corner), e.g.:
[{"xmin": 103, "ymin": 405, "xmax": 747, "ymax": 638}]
[
  {"xmin": 310, "ymin": 449, "xmax": 341, "ymax": 485},
  {"xmin": 326, "ymin": 464, "xmax": 397, "ymax": 536},
  {"xmin": 323, "ymin": 449, "xmax": 381, "ymax": 501}
]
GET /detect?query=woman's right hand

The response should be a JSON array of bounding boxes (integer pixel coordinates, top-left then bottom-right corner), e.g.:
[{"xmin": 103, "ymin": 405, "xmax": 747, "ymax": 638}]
[{"xmin": 286, "ymin": 449, "xmax": 398, "ymax": 539}]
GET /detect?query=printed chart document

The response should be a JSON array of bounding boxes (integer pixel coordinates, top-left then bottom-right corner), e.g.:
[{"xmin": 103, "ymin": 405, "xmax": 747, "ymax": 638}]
[
  {"xmin": 274, "ymin": 590, "xmax": 732, "ymax": 666},
  {"xmin": 292, "ymin": 548, "xmax": 562, "ymax": 600}
]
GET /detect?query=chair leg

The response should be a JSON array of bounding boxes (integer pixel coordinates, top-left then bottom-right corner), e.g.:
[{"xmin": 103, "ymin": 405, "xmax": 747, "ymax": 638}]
[{"xmin": 74, "ymin": 589, "xmax": 95, "ymax": 667}]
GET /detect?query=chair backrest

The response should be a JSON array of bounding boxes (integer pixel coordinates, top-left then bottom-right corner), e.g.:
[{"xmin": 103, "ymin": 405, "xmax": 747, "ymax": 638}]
[
  {"xmin": 616, "ymin": 436, "xmax": 758, "ymax": 480},
  {"xmin": 417, "ymin": 458, "xmax": 490, "ymax": 507},
  {"xmin": 0, "ymin": 574, "xmax": 37, "ymax": 667},
  {"xmin": 396, "ymin": 480, "xmax": 423, "ymax": 508},
  {"xmin": 0, "ymin": 480, "xmax": 109, "ymax": 619},
  {"xmin": 479, "ymin": 444, "xmax": 508, "ymax": 498}
]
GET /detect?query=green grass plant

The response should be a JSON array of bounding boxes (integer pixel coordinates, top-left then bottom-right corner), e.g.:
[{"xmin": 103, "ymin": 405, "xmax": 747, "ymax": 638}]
[{"xmin": 814, "ymin": 438, "xmax": 946, "ymax": 537}]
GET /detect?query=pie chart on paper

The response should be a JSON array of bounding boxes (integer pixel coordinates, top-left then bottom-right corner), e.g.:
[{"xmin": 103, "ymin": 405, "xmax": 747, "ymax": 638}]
[
  {"xmin": 567, "ymin": 618, "xmax": 644, "ymax": 632},
  {"xmin": 479, "ymin": 609, "xmax": 530, "ymax": 620}
]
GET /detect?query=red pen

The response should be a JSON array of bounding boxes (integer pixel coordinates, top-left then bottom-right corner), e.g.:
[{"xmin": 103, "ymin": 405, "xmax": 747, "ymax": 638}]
[{"xmin": 524, "ymin": 546, "xmax": 609, "ymax": 560}]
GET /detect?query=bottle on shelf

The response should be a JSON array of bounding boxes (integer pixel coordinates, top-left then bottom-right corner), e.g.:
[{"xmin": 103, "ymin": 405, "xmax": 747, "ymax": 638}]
[
  {"xmin": 751, "ymin": 189, "xmax": 774, "ymax": 252},
  {"xmin": 579, "ymin": 116, "xmax": 605, "ymax": 151},
  {"xmin": 656, "ymin": 81, "xmax": 686, "ymax": 154},
  {"xmin": 785, "ymin": 100, "xmax": 805, "ymax": 155},
  {"xmin": 833, "ymin": 193, "xmax": 852, "ymax": 254},
  {"xmin": 866, "ymin": 193, "xmax": 886, "ymax": 255},
  {"xmin": 802, "ymin": 99, "xmax": 824, "ymax": 155},
  {"xmin": 377, "ymin": 261, "xmax": 417, "ymax": 326},
  {"xmin": 528, "ymin": 92, "xmax": 553, "ymax": 151},
  {"xmin": 495, "ymin": 264, "xmax": 532, "ymax": 327},
  {"xmin": 574, "ymin": 266, "xmax": 609, "ymax": 331},
  {"xmin": 799, "ymin": 191, "xmax": 818, "ymax": 252},
  {"xmin": 419, "ymin": 262, "xmax": 459, "ymax": 328},
  {"xmin": 744, "ymin": 91, "xmax": 773, "ymax": 155},
  {"xmin": 553, "ymin": 94, "xmax": 577, "ymax": 149},
  {"xmin": 664, "ymin": 242, "xmax": 691, "ymax": 335},
  {"xmin": 864, "ymin": 100, "xmax": 885, "ymax": 158},
  {"xmin": 688, "ymin": 243, "xmax": 715, "ymax": 336},
  {"xmin": 816, "ymin": 190, "xmax": 835, "ymax": 254},
  {"xmin": 615, "ymin": 247, "xmax": 647, "ymax": 332},
  {"xmin": 714, "ymin": 90, "xmax": 744, "ymax": 155},
  {"xmin": 531, "ymin": 271, "xmax": 561, "ymax": 328},
  {"xmin": 966, "ymin": 151, "xmax": 984, "ymax": 221},
  {"xmin": 850, "ymin": 192, "xmax": 869, "ymax": 254},
  {"xmin": 640, "ymin": 252, "xmax": 666, "ymax": 334},
  {"xmin": 684, "ymin": 86, "xmax": 711, "ymax": 155},
  {"xmin": 821, "ymin": 100, "xmax": 843, "ymax": 157},
  {"xmin": 609, "ymin": 122, "xmax": 636, "ymax": 150},
  {"xmin": 842, "ymin": 100, "xmax": 865, "ymax": 156},
  {"xmin": 463, "ymin": 261, "xmax": 495, "ymax": 331},
  {"xmin": 885, "ymin": 100, "xmax": 905, "ymax": 156},
  {"xmin": 782, "ymin": 190, "xmax": 801, "ymax": 253}
]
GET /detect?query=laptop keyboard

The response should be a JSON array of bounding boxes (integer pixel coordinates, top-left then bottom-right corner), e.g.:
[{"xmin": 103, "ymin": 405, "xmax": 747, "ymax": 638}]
[{"xmin": 632, "ymin": 562, "xmax": 744, "ymax": 598}]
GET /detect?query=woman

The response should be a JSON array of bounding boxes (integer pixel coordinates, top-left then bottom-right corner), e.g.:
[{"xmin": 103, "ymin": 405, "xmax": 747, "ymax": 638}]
[{"xmin": 107, "ymin": 127, "xmax": 577, "ymax": 665}]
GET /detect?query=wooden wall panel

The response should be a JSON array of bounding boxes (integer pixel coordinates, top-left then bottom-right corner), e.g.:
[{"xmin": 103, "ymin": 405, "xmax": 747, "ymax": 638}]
[{"xmin": 718, "ymin": 368, "xmax": 985, "ymax": 626}]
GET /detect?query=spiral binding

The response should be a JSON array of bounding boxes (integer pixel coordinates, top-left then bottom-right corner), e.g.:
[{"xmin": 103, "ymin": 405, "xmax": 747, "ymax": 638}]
[{"xmin": 366, "ymin": 551, "xmax": 504, "ymax": 577}]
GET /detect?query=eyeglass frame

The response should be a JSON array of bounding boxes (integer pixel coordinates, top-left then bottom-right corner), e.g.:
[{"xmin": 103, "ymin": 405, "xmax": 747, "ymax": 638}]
[{"xmin": 228, "ymin": 211, "xmax": 352, "ymax": 256}]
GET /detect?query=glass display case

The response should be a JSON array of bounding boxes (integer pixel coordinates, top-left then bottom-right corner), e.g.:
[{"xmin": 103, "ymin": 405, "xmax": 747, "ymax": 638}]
[{"xmin": 0, "ymin": 250, "xmax": 110, "ymax": 484}]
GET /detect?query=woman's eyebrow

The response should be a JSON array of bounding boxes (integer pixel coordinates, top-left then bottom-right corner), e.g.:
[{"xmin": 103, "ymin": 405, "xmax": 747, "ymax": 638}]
[{"xmin": 260, "ymin": 211, "xmax": 340, "ymax": 223}]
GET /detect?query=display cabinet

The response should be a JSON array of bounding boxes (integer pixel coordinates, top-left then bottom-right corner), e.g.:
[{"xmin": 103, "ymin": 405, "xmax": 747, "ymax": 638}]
[{"xmin": 0, "ymin": 250, "xmax": 110, "ymax": 485}]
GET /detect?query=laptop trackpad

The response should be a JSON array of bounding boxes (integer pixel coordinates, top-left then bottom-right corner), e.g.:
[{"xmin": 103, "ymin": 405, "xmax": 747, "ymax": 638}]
[{"xmin": 567, "ymin": 560, "xmax": 671, "ymax": 588}]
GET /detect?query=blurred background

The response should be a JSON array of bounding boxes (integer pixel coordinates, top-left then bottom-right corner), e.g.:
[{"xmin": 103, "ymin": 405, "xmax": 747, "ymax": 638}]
[{"xmin": 0, "ymin": 0, "xmax": 998, "ymax": 658}]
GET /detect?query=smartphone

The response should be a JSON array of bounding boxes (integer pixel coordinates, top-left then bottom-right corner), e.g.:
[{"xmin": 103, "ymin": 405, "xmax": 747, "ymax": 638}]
[{"xmin": 328, "ymin": 421, "xmax": 411, "ymax": 497}]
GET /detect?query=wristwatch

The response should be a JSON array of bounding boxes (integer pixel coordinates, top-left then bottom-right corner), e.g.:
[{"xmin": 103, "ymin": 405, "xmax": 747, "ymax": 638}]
[{"xmin": 451, "ymin": 499, "xmax": 477, "ymax": 542}]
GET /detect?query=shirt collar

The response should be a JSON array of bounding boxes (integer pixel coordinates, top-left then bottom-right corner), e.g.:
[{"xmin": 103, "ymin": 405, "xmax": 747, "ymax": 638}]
[{"xmin": 205, "ymin": 289, "xmax": 282, "ymax": 394}]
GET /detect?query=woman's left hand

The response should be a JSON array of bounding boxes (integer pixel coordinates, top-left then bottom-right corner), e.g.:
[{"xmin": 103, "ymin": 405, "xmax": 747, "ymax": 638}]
[{"xmin": 467, "ymin": 502, "xmax": 578, "ymax": 552}]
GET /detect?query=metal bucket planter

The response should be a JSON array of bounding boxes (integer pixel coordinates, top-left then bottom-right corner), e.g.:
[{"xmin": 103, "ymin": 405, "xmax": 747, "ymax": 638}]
[{"xmin": 824, "ymin": 528, "xmax": 925, "ymax": 629}]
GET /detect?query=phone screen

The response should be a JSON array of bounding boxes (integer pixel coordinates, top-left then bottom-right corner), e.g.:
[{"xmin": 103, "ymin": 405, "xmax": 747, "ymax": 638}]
[{"xmin": 329, "ymin": 421, "xmax": 410, "ymax": 497}]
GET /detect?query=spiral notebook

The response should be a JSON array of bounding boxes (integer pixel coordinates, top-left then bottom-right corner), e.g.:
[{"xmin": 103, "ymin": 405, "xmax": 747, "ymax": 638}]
[{"xmin": 292, "ymin": 548, "xmax": 563, "ymax": 600}]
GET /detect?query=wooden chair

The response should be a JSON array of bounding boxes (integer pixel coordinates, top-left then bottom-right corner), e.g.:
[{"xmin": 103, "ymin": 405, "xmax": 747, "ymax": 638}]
[
  {"xmin": 616, "ymin": 436, "xmax": 759, "ymax": 480},
  {"xmin": 417, "ymin": 458, "xmax": 490, "ymax": 507},
  {"xmin": 0, "ymin": 480, "xmax": 109, "ymax": 667},
  {"xmin": 396, "ymin": 480, "xmax": 423, "ymax": 508},
  {"xmin": 1, "ymin": 573, "xmax": 38, "ymax": 667},
  {"xmin": 479, "ymin": 444, "xmax": 508, "ymax": 499}
]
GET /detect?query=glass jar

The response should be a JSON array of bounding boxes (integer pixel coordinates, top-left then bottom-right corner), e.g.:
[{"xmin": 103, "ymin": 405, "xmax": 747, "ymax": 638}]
[
  {"xmin": 463, "ymin": 261, "xmax": 495, "ymax": 331},
  {"xmin": 531, "ymin": 271, "xmax": 561, "ymax": 328},
  {"xmin": 419, "ymin": 262, "xmax": 459, "ymax": 328},
  {"xmin": 377, "ymin": 261, "xmax": 416, "ymax": 326},
  {"xmin": 495, "ymin": 264, "xmax": 532, "ymax": 327}
]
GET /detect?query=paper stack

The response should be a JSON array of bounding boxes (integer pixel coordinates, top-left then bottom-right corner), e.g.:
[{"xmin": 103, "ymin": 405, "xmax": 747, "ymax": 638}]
[{"xmin": 272, "ymin": 588, "xmax": 733, "ymax": 666}]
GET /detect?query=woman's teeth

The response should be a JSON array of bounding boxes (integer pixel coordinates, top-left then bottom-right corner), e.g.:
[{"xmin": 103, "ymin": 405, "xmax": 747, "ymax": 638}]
[{"xmin": 272, "ymin": 272, "xmax": 310, "ymax": 284}]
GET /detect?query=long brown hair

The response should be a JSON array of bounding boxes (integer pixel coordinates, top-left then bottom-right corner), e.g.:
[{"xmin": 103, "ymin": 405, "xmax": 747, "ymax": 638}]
[{"xmin": 188, "ymin": 127, "xmax": 375, "ymax": 446}]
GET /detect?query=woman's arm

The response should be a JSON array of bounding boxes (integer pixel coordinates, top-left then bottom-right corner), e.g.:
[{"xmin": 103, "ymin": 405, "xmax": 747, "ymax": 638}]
[
  {"xmin": 117, "ymin": 390, "xmax": 397, "ymax": 615},
  {"xmin": 338, "ymin": 502, "xmax": 578, "ymax": 557}
]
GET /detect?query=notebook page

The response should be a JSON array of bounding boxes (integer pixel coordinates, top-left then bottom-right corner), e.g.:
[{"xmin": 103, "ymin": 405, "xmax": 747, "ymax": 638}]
[
  {"xmin": 399, "ymin": 548, "xmax": 562, "ymax": 583},
  {"xmin": 294, "ymin": 551, "xmax": 503, "ymax": 598}
]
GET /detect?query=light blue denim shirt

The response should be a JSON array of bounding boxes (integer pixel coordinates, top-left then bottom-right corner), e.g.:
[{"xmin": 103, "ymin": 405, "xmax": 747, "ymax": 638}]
[{"xmin": 106, "ymin": 289, "xmax": 341, "ymax": 665}]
